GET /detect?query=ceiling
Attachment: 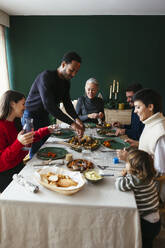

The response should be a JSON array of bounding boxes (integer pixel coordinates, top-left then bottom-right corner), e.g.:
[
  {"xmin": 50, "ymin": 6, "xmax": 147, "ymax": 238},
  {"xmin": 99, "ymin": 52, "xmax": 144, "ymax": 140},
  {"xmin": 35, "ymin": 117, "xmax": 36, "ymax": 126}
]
[{"xmin": 0, "ymin": 0, "xmax": 165, "ymax": 16}]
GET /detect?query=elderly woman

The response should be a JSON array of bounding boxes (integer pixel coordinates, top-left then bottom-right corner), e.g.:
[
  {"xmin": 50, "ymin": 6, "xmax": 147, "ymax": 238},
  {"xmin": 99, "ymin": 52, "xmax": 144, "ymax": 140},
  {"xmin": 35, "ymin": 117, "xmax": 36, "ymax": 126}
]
[
  {"xmin": 76, "ymin": 78, "xmax": 105, "ymax": 124},
  {"xmin": 118, "ymin": 88, "xmax": 165, "ymax": 174}
]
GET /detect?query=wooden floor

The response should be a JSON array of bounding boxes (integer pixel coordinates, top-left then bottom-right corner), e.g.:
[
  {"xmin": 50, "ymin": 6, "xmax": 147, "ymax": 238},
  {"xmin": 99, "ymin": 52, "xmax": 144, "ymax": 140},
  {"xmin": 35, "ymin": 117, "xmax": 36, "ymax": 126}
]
[{"xmin": 153, "ymin": 213, "xmax": 165, "ymax": 248}]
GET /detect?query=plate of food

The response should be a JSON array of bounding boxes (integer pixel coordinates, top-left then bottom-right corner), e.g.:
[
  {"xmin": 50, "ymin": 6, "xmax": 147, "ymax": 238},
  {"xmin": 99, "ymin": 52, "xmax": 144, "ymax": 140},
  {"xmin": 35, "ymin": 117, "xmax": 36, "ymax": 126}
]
[
  {"xmin": 37, "ymin": 147, "xmax": 67, "ymax": 160},
  {"xmin": 35, "ymin": 167, "xmax": 86, "ymax": 195},
  {"xmin": 68, "ymin": 135, "xmax": 100, "ymax": 151},
  {"xmin": 101, "ymin": 137, "xmax": 130, "ymax": 150},
  {"xmin": 97, "ymin": 128, "xmax": 116, "ymax": 137},
  {"xmin": 52, "ymin": 128, "xmax": 75, "ymax": 139},
  {"xmin": 67, "ymin": 159, "xmax": 94, "ymax": 172}
]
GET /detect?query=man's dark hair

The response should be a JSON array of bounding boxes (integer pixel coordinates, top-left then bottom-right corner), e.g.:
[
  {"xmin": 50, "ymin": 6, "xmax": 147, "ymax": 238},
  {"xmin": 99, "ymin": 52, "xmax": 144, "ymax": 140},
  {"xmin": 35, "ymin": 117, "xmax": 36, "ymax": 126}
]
[
  {"xmin": 126, "ymin": 81, "xmax": 142, "ymax": 93},
  {"xmin": 61, "ymin": 51, "xmax": 82, "ymax": 64},
  {"xmin": 133, "ymin": 88, "xmax": 162, "ymax": 114}
]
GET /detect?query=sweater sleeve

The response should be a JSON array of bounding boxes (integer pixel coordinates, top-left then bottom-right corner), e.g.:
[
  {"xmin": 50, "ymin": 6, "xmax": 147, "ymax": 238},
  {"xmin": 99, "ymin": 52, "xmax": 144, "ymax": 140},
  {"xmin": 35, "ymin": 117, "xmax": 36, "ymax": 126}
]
[
  {"xmin": 37, "ymin": 73, "xmax": 75, "ymax": 125},
  {"xmin": 33, "ymin": 126, "xmax": 50, "ymax": 142},
  {"xmin": 115, "ymin": 174, "xmax": 134, "ymax": 191},
  {"xmin": 76, "ymin": 97, "xmax": 89, "ymax": 122},
  {"xmin": 124, "ymin": 111, "xmax": 144, "ymax": 140},
  {"xmin": 0, "ymin": 133, "xmax": 26, "ymax": 172}
]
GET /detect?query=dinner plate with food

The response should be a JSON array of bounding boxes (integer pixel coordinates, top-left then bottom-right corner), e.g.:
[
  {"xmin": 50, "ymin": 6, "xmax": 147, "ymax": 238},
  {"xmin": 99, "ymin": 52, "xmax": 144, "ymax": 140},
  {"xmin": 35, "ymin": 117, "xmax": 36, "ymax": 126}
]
[
  {"xmin": 97, "ymin": 128, "xmax": 116, "ymax": 137},
  {"xmin": 68, "ymin": 135, "xmax": 100, "ymax": 151},
  {"xmin": 101, "ymin": 137, "xmax": 130, "ymax": 150},
  {"xmin": 37, "ymin": 147, "xmax": 68, "ymax": 160},
  {"xmin": 52, "ymin": 128, "xmax": 75, "ymax": 139},
  {"xmin": 67, "ymin": 159, "xmax": 94, "ymax": 172},
  {"xmin": 35, "ymin": 167, "xmax": 86, "ymax": 195}
]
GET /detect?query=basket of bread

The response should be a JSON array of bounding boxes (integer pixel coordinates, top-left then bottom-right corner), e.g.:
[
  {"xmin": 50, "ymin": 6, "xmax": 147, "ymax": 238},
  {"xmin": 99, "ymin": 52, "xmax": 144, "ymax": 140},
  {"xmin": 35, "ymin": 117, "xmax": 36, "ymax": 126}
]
[{"xmin": 35, "ymin": 167, "xmax": 86, "ymax": 195}]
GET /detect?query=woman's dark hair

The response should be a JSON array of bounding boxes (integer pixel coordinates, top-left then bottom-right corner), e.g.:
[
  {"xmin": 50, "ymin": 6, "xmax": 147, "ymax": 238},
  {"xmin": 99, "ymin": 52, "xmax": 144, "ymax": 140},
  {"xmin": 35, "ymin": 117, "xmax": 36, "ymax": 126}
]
[
  {"xmin": 0, "ymin": 90, "xmax": 25, "ymax": 131},
  {"xmin": 133, "ymin": 88, "xmax": 162, "ymax": 114},
  {"xmin": 126, "ymin": 149, "xmax": 156, "ymax": 180},
  {"xmin": 61, "ymin": 51, "xmax": 82, "ymax": 64}
]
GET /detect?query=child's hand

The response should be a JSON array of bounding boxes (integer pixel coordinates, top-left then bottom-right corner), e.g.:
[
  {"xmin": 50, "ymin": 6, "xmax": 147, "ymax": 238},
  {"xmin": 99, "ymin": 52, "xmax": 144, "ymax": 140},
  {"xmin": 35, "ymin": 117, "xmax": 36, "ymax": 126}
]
[
  {"xmin": 121, "ymin": 168, "xmax": 127, "ymax": 176},
  {"xmin": 117, "ymin": 149, "xmax": 128, "ymax": 161},
  {"xmin": 48, "ymin": 124, "xmax": 59, "ymax": 133}
]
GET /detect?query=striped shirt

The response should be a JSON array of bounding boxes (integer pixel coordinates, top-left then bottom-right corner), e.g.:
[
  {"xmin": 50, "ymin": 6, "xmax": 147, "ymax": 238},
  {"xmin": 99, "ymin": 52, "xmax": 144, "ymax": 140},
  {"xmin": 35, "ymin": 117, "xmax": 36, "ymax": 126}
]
[{"xmin": 115, "ymin": 174, "xmax": 159, "ymax": 217}]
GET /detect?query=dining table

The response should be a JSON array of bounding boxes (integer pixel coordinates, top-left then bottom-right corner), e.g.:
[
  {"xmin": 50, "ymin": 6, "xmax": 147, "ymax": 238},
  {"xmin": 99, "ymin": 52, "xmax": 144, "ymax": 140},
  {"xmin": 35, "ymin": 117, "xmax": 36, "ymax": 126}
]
[{"xmin": 0, "ymin": 126, "xmax": 142, "ymax": 248}]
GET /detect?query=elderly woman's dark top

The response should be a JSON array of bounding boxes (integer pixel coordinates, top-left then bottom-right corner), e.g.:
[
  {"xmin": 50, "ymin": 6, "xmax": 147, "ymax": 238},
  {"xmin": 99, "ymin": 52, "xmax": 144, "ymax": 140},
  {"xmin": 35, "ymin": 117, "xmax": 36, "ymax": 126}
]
[{"xmin": 76, "ymin": 96, "xmax": 105, "ymax": 123}]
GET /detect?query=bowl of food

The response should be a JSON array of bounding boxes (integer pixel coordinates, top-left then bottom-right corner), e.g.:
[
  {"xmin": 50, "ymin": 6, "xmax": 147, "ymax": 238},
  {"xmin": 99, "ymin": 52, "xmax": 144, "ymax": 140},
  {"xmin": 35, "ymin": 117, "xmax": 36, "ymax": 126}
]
[{"xmin": 84, "ymin": 169, "xmax": 103, "ymax": 183}]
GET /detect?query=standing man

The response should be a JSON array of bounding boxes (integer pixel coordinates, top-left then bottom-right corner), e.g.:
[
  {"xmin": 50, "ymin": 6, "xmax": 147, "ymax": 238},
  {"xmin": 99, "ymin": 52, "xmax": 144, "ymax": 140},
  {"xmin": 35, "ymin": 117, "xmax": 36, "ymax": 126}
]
[
  {"xmin": 113, "ymin": 82, "xmax": 144, "ymax": 140},
  {"xmin": 22, "ymin": 51, "xmax": 84, "ymax": 157}
]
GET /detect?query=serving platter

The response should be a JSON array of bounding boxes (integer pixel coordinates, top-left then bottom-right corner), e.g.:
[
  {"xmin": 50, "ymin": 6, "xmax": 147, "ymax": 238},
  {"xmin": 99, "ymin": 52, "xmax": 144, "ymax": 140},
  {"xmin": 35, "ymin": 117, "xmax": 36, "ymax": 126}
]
[
  {"xmin": 52, "ymin": 128, "xmax": 75, "ymax": 139},
  {"xmin": 68, "ymin": 135, "xmax": 100, "ymax": 151},
  {"xmin": 67, "ymin": 159, "xmax": 94, "ymax": 172},
  {"xmin": 37, "ymin": 147, "xmax": 67, "ymax": 160}
]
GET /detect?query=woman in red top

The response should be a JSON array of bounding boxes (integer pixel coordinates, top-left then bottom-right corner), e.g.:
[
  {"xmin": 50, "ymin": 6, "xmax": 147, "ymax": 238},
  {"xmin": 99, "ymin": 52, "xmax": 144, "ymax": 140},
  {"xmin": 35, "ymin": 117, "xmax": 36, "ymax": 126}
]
[{"xmin": 0, "ymin": 90, "xmax": 57, "ymax": 192}]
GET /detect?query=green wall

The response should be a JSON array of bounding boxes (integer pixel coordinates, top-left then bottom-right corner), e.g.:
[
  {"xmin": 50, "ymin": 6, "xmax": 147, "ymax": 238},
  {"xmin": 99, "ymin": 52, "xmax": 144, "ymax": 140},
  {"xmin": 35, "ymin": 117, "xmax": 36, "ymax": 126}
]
[{"xmin": 5, "ymin": 16, "xmax": 165, "ymax": 109}]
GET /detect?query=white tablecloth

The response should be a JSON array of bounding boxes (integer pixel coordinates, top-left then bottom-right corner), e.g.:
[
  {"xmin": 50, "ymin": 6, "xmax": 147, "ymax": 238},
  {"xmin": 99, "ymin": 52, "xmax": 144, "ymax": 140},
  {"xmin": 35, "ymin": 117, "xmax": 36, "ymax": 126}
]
[{"xmin": 0, "ymin": 129, "xmax": 142, "ymax": 248}]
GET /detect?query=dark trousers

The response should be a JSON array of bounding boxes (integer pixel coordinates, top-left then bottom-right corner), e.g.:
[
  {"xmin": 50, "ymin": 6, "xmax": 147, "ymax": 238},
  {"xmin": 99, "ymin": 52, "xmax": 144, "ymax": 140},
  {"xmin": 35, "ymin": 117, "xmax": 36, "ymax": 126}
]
[
  {"xmin": 141, "ymin": 217, "xmax": 161, "ymax": 248},
  {"xmin": 0, "ymin": 162, "xmax": 25, "ymax": 192},
  {"xmin": 22, "ymin": 110, "xmax": 50, "ymax": 158}
]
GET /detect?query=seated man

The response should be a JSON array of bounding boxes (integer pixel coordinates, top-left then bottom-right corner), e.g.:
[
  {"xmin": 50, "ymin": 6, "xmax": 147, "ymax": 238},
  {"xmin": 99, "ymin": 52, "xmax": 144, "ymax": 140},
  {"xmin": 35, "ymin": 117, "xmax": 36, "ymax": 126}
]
[
  {"xmin": 76, "ymin": 78, "xmax": 105, "ymax": 124},
  {"xmin": 113, "ymin": 82, "xmax": 144, "ymax": 140}
]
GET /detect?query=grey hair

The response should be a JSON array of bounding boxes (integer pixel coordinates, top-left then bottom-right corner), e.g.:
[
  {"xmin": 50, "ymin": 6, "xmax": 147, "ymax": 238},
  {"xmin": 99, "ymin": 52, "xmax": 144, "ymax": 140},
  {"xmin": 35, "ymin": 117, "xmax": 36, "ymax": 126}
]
[{"xmin": 85, "ymin": 78, "xmax": 99, "ymax": 87}]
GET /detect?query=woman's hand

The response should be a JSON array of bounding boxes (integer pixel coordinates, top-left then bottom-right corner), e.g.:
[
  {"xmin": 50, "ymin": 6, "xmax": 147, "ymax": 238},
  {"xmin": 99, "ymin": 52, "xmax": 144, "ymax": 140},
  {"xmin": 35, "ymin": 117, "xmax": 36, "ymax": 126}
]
[
  {"xmin": 48, "ymin": 124, "xmax": 59, "ymax": 133},
  {"xmin": 125, "ymin": 138, "xmax": 139, "ymax": 147},
  {"xmin": 17, "ymin": 130, "xmax": 34, "ymax": 146}
]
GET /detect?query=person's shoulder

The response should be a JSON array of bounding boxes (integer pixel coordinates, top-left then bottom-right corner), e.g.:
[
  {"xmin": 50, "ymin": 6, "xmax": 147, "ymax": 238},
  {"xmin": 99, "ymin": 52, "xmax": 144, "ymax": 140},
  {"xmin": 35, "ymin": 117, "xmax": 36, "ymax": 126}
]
[
  {"xmin": 77, "ymin": 96, "xmax": 85, "ymax": 102},
  {"xmin": 96, "ymin": 97, "xmax": 104, "ymax": 104}
]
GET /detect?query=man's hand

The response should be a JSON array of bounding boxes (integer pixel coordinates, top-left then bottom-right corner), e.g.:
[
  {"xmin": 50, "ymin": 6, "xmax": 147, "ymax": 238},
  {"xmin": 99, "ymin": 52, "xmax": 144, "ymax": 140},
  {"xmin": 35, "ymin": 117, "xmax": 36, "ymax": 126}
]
[
  {"xmin": 71, "ymin": 122, "xmax": 84, "ymax": 138},
  {"xmin": 75, "ymin": 118, "xmax": 85, "ymax": 130},
  {"xmin": 112, "ymin": 121, "xmax": 121, "ymax": 128},
  {"xmin": 98, "ymin": 112, "xmax": 104, "ymax": 119},
  {"xmin": 88, "ymin": 113, "xmax": 99, "ymax": 119},
  {"xmin": 115, "ymin": 128, "xmax": 125, "ymax": 136}
]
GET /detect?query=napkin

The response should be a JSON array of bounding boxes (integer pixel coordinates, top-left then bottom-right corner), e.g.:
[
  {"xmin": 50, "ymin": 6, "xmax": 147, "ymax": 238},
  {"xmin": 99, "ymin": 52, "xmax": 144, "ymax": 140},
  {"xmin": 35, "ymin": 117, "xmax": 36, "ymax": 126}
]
[{"xmin": 13, "ymin": 174, "xmax": 39, "ymax": 193}]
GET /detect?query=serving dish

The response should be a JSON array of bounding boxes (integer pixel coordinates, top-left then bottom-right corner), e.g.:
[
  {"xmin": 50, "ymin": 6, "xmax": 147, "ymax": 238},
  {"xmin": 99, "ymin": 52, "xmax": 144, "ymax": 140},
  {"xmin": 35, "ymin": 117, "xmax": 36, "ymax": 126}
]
[
  {"xmin": 35, "ymin": 167, "xmax": 86, "ymax": 195},
  {"xmin": 68, "ymin": 135, "xmax": 100, "ymax": 151},
  {"xmin": 67, "ymin": 159, "xmax": 94, "ymax": 172}
]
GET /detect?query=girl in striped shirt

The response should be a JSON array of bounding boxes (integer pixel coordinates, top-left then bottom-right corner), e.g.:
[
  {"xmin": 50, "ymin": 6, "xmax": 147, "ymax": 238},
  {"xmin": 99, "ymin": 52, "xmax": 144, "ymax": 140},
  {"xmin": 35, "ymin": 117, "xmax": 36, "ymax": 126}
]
[{"xmin": 115, "ymin": 149, "xmax": 161, "ymax": 248}]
